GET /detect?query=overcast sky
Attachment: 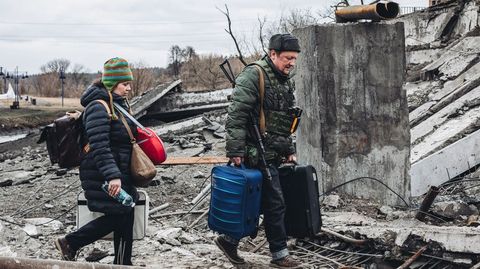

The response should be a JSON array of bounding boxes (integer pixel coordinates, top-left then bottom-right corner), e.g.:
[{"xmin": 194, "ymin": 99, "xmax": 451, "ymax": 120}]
[{"xmin": 0, "ymin": 0, "xmax": 427, "ymax": 74}]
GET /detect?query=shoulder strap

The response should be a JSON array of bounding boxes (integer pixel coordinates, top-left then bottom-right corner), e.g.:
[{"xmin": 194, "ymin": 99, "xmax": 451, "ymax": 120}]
[
  {"xmin": 82, "ymin": 100, "xmax": 113, "ymax": 153},
  {"xmin": 94, "ymin": 99, "xmax": 112, "ymax": 118},
  {"xmin": 252, "ymin": 65, "xmax": 266, "ymax": 135},
  {"xmin": 119, "ymin": 113, "xmax": 135, "ymax": 144}
]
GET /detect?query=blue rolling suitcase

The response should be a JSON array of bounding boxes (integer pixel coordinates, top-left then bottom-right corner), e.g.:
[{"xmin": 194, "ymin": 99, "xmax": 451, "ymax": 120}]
[{"xmin": 208, "ymin": 164, "xmax": 263, "ymax": 240}]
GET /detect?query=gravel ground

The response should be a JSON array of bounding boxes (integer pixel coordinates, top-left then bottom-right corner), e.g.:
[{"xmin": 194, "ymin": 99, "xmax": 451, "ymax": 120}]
[{"xmin": 0, "ymin": 126, "xmax": 279, "ymax": 268}]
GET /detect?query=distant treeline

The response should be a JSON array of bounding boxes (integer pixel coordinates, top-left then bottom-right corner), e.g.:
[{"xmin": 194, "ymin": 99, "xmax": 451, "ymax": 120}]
[
  {"xmin": 0, "ymin": 53, "xmax": 254, "ymax": 99},
  {"xmin": 0, "ymin": 7, "xmax": 327, "ymax": 98}
]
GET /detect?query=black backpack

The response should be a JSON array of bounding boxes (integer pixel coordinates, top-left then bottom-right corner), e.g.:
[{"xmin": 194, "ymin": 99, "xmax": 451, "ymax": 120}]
[{"xmin": 37, "ymin": 100, "xmax": 111, "ymax": 168}]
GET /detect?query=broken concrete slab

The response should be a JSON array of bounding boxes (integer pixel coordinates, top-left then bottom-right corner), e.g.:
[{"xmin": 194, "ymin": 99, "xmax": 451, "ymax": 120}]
[
  {"xmin": 25, "ymin": 217, "xmax": 63, "ymax": 231},
  {"xmin": 152, "ymin": 115, "xmax": 205, "ymax": 138},
  {"xmin": 411, "ymin": 129, "xmax": 480, "ymax": 196},
  {"xmin": 0, "ymin": 246, "xmax": 17, "ymax": 258},
  {"xmin": 322, "ymin": 194, "xmax": 341, "ymax": 208},
  {"xmin": 411, "ymin": 85, "xmax": 480, "ymax": 146},
  {"xmin": 432, "ymin": 200, "xmax": 475, "ymax": 219},
  {"xmin": 411, "ymin": 104, "xmax": 480, "ymax": 163},
  {"xmin": 156, "ymin": 227, "xmax": 182, "ymax": 246},
  {"xmin": 409, "ymin": 101, "xmax": 436, "ymax": 126},
  {"xmin": 323, "ymin": 211, "xmax": 480, "ymax": 254},
  {"xmin": 146, "ymin": 88, "xmax": 232, "ymax": 121},
  {"xmin": 130, "ymin": 80, "xmax": 181, "ymax": 118},
  {"xmin": 406, "ymin": 48, "xmax": 443, "ymax": 66},
  {"xmin": 421, "ymin": 37, "xmax": 480, "ymax": 81},
  {"xmin": 431, "ymin": 62, "xmax": 480, "ymax": 102},
  {"xmin": 452, "ymin": 0, "xmax": 480, "ymax": 37},
  {"xmin": 396, "ymin": 8, "xmax": 454, "ymax": 47},
  {"xmin": 22, "ymin": 223, "xmax": 39, "ymax": 238}
]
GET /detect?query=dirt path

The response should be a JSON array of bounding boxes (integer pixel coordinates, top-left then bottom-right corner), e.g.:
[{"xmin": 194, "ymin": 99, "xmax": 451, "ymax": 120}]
[{"xmin": 0, "ymin": 97, "xmax": 81, "ymax": 134}]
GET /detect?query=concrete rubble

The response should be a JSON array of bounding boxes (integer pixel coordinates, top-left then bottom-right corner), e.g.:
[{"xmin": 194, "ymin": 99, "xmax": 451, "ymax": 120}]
[{"xmin": 395, "ymin": 0, "xmax": 480, "ymax": 195}]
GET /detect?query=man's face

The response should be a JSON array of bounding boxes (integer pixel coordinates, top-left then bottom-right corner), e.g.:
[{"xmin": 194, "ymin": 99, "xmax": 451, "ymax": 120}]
[{"xmin": 270, "ymin": 50, "xmax": 299, "ymax": 75}]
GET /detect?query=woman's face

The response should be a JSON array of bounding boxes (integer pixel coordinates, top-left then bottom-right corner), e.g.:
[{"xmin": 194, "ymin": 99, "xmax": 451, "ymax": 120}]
[{"xmin": 112, "ymin": 81, "xmax": 132, "ymax": 97}]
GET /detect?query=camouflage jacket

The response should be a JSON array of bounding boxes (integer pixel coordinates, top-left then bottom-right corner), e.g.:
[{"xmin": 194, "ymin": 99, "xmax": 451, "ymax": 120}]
[{"xmin": 225, "ymin": 56, "xmax": 297, "ymax": 166}]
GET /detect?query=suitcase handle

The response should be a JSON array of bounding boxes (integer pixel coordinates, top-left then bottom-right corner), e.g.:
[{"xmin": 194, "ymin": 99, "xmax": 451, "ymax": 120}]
[{"xmin": 227, "ymin": 161, "xmax": 246, "ymax": 170}]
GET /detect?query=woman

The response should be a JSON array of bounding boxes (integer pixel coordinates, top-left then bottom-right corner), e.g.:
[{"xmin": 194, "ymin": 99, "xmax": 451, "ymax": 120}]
[{"xmin": 55, "ymin": 57, "xmax": 138, "ymax": 265}]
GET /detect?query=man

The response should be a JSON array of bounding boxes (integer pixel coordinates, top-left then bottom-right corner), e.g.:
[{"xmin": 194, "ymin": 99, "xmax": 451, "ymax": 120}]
[{"xmin": 216, "ymin": 33, "xmax": 303, "ymax": 268}]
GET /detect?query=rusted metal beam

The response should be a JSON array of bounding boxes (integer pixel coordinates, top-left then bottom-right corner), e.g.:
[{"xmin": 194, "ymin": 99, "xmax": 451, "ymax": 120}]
[
  {"xmin": 396, "ymin": 245, "xmax": 428, "ymax": 269},
  {"xmin": 0, "ymin": 256, "xmax": 148, "ymax": 269},
  {"xmin": 415, "ymin": 186, "xmax": 440, "ymax": 222},
  {"xmin": 335, "ymin": 2, "xmax": 399, "ymax": 23}
]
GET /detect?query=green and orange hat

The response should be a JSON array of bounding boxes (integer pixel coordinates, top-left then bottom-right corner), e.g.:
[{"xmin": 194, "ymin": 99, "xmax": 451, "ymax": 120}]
[{"xmin": 101, "ymin": 57, "xmax": 134, "ymax": 91}]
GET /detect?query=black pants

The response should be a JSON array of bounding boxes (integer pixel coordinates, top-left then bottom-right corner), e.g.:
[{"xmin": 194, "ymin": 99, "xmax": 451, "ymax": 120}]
[
  {"xmin": 66, "ymin": 208, "xmax": 135, "ymax": 265},
  {"xmin": 261, "ymin": 165, "xmax": 287, "ymax": 254}
]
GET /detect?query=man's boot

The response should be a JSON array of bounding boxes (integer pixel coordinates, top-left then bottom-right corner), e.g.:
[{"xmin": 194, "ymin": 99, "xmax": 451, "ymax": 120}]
[
  {"xmin": 54, "ymin": 237, "xmax": 77, "ymax": 261},
  {"xmin": 270, "ymin": 255, "xmax": 303, "ymax": 268},
  {"xmin": 214, "ymin": 235, "xmax": 246, "ymax": 265}
]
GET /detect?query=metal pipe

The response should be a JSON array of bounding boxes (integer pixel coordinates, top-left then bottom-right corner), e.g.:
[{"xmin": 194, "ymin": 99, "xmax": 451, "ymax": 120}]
[
  {"xmin": 416, "ymin": 186, "xmax": 440, "ymax": 222},
  {"xmin": 148, "ymin": 202, "xmax": 170, "ymax": 215},
  {"xmin": 320, "ymin": 227, "xmax": 367, "ymax": 245},
  {"xmin": 335, "ymin": 2, "xmax": 399, "ymax": 23},
  {"xmin": 0, "ymin": 256, "xmax": 148, "ymax": 269}
]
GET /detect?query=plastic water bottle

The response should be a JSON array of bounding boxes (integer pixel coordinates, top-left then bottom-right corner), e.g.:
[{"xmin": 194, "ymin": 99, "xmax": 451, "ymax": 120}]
[{"xmin": 101, "ymin": 181, "xmax": 135, "ymax": 207}]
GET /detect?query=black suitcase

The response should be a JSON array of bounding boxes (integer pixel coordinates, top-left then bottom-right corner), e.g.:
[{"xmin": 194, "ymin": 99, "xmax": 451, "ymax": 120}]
[{"xmin": 279, "ymin": 164, "xmax": 322, "ymax": 238}]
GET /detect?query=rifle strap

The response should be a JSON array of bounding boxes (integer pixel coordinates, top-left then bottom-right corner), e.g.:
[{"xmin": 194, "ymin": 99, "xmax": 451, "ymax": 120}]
[{"xmin": 253, "ymin": 65, "xmax": 266, "ymax": 135}]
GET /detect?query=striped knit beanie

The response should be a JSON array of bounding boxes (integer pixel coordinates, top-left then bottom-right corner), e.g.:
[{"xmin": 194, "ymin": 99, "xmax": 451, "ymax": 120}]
[{"xmin": 101, "ymin": 57, "xmax": 134, "ymax": 91}]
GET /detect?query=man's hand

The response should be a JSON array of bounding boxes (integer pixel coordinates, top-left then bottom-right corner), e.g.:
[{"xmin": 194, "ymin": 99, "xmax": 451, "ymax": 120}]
[
  {"xmin": 229, "ymin": 157, "xmax": 243, "ymax": 166},
  {"xmin": 108, "ymin": 179, "xmax": 122, "ymax": 197},
  {"xmin": 286, "ymin": 154, "xmax": 297, "ymax": 164}
]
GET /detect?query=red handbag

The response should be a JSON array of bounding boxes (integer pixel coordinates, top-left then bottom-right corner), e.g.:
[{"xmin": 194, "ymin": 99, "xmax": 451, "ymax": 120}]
[
  {"xmin": 113, "ymin": 103, "xmax": 167, "ymax": 165},
  {"xmin": 136, "ymin": 127, "xmax": 167, "ymax": 165}
]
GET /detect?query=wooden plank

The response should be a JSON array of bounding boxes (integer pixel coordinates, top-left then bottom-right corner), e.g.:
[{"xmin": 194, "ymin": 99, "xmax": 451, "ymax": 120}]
[{"xmin": 160, "ymin": 156, "xmax": 229, "ymax": 165}]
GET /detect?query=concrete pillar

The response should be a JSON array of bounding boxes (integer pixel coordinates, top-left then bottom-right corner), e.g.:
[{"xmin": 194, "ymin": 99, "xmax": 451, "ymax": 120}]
[{"xmin": 293, "ymin": 22, "xmax": 410, "ymax": 206}]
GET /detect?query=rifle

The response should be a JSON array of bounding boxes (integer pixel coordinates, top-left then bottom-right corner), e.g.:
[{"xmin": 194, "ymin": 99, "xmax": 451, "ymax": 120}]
[
  {"xmin": 219, "ymin": 59, "xmax": 236, "ymax": 88},
  {"xmin": 250, "ymin": 112, "xmax": 272, "ymax": 181}
]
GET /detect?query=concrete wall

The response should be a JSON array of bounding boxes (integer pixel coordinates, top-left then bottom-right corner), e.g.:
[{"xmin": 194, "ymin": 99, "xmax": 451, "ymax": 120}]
[{"xmin": 293, "ymin": 23, "xmax": 411, "ymax": 206}]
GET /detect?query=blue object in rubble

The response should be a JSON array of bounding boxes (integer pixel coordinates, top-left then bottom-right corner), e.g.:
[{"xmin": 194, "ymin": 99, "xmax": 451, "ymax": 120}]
[{"xmin": 208, "ymin": 164, "xmax": 263, "ymax": 240}]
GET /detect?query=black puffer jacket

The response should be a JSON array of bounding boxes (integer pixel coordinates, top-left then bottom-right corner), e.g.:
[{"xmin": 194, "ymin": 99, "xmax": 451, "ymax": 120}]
[{"xmin": 80, "ymin": 84, "xmax": 138, "ymax": 215}]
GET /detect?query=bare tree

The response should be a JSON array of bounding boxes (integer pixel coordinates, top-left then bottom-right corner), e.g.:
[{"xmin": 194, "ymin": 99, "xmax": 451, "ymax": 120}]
[
  {"xmin": 130, "ymin": 62, "xmax": 156, "ymax": 97},
  {"xmin": 67, "ymin": 63, "xmax": 88, "ymax": 97},
  {"xmin": 184, "ymin": 46, "xmax": 197, "ymax": 61},
  {"xmin": 217, "ymin": 4, "xmax": 247, "ymax": 66},
  {"xmin": 30, "ymin": 73, "xmax": 58, "ymax": 97},
  {"xmin": 258, "ymin": 16, "xmax": 268, "ymax": 55},
  {"xmin": 181, "ymin": 54, "xmax": 232, "ymax": 91},
  {"xmin": 40, "ymin": 58, "xmax": 71, "ymax": 73},
  {"xmin": 169, "ymin": 45, "xmax": 185, "ymax": 78}
]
